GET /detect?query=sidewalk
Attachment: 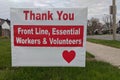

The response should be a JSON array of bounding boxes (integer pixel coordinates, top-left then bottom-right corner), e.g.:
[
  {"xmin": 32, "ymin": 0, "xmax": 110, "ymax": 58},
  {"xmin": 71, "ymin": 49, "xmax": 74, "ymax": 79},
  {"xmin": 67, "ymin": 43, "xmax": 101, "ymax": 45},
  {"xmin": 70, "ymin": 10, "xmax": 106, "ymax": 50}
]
[{"xmin": 86, "ymin": 42, "xmax": 120, "ymax": 68}]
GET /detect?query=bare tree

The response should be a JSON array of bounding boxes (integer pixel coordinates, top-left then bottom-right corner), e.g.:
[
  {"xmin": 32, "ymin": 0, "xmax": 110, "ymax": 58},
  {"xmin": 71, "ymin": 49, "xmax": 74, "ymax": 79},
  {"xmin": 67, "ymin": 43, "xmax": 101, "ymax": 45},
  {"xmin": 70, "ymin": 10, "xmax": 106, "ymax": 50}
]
[
  {"xmin": 102, "ymin": 14, "xmax": 113, "ymax": 34},
  {"xmin": 87, "ymin": 17, "xmax": 102, "ymax": 35}
]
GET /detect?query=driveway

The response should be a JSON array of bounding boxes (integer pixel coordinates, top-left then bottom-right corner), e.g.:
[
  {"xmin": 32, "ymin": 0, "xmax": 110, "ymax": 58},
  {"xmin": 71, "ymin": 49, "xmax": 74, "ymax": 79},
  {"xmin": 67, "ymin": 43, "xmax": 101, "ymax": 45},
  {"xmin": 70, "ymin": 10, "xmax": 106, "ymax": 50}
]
[{"xmin": 87, "ymin": 41, "xmax": 120, "ymax": 68}]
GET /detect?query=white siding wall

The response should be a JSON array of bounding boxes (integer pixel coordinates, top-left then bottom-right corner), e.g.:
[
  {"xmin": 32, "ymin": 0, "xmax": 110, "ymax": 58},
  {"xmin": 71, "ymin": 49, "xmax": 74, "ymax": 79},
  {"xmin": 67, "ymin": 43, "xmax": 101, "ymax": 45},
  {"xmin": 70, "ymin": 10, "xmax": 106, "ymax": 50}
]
[{"xmin": 2, "ymin": 21, "xmax": 10, "ymax": 30}]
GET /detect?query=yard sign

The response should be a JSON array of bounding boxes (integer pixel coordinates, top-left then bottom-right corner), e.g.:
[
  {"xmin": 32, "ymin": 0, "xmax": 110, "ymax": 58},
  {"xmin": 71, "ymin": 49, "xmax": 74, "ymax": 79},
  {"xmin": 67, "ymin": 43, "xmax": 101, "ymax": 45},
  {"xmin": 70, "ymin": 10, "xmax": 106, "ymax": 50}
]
[{"xmin": 11, "ymin": 8, "xmax": 87, "ymax": 67}]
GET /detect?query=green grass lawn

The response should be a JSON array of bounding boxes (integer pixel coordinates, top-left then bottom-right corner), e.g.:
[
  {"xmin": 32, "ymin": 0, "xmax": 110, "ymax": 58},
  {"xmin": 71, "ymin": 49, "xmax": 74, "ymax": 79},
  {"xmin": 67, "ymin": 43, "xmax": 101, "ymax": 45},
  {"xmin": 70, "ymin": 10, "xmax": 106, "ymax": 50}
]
[
  {"xmin": 0, "ymin": 39, "xmax": 11, "ymax": 67},
  {"xmin": 0, "ymin": 38, "xmax": 120, "ymax": 80},
  {"xmin": 87, "ymin": 38, "xmax": 120, "ymax": 49}
]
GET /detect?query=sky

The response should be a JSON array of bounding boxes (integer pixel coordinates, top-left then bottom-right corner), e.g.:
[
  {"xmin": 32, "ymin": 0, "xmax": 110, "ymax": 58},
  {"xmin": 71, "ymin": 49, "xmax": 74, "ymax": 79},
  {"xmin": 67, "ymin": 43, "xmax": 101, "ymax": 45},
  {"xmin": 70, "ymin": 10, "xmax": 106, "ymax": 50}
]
[{"xmin": 0, "ymin": 0, "xmax": 120, "ymax": 22}]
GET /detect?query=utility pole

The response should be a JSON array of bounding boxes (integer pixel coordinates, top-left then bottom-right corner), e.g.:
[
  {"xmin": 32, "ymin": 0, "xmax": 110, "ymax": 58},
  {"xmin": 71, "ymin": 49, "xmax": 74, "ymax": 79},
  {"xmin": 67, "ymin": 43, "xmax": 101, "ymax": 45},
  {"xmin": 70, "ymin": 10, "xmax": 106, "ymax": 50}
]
[{"xmin": 112, "ymin": 0, "xmax": 117, "ymax": 40}]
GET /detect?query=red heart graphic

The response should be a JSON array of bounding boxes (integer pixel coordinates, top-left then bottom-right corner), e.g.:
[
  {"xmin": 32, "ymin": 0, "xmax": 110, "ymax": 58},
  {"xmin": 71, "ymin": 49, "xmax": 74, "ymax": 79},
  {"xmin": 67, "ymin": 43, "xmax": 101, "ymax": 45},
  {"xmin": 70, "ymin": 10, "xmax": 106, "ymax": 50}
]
[{"xmin": 62, "ymin": 50, "xmax": 76, "ymax": 63}]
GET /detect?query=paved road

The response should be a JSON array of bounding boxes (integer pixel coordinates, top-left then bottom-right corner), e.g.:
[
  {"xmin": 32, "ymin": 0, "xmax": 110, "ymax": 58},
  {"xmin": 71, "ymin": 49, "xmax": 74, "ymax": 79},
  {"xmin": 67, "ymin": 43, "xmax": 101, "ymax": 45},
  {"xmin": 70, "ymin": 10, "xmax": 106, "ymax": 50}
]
[
  {"xmin": 87, "ymin": 42, "xmax": 120, "ymax": 68},
  {"xmin": 87, "ymin": 34, "xmax": 120, "ymax": 41}
]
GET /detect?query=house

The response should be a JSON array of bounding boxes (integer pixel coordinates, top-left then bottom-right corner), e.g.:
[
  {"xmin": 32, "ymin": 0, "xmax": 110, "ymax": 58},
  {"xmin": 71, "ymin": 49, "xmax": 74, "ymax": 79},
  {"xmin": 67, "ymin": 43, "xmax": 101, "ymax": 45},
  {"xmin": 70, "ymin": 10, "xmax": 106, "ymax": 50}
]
[{"xmin": 0, "ymin": 18, "xmax": 10, "ymax": 38}]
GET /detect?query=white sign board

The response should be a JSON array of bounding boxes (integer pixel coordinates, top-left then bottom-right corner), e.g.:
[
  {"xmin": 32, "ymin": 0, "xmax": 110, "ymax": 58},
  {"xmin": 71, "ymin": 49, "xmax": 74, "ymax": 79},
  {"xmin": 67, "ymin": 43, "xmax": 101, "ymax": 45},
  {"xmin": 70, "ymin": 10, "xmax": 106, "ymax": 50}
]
[{"xmin": 11, "ymin": 8, "xmax": 87, "ymax": 67}]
